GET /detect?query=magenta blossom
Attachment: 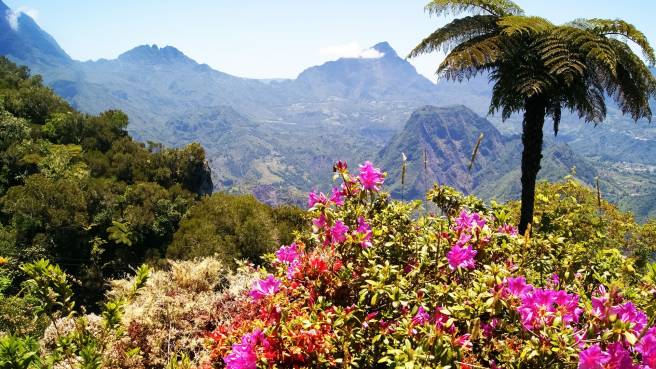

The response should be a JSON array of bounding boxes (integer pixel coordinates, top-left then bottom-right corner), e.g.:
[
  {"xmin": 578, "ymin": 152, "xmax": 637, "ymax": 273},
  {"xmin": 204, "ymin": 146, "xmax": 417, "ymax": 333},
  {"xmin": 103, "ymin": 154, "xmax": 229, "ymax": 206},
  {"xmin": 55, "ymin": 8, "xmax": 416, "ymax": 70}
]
[
  {"xmin": 447, "ymin": 244, "xmax": 477, "ymax": 270},
  {"xmin": 518, "ymin": 288, "xmax": 581, "ymax": 330},
  {"xmin": 505, "ymin": 276, "xmax": 533, "ymax": 298},
  {"xmin": 412, "ymin": 306, "xmax": 430, "ymax": 325},
  {"xmin": 606, "ymin": 342, "xmax": 635, "ymax": 369},
  {"xmin": 307, "ymin": 191, "xmax": 327, "ymax": 208},
  {"xmin": 330, "ymin": 187, "xmax": 345, "ymax": 206},
  {"xmin": 497, "ymin": 224, "xmax": 518, "ymax": 236},
  {"xmin": 610, "ymin": 301, "xmax": 648, "ymax": 334},
  {"xmin": 454, "ymin": 210, "xmax": 486, "ymax": 233},
  {"xmin": 636, "ymin": 329, "xmax": 656, "ymax": 368},
  {"xmin": 275, "ymin": 243, "xmax": 299, "ymax": 264},
  {"xmin": 312, "ymin": 213, "xmax": 327, "ymax": 230},
  {"xmin": 330, "ymin": 220, "xmax": 349, "ymax": 244},
  {"xmin": 356, "ymin": 216, "xmax": 373, "ymax": 248},
  {"xmin": 358, "ymin": 161, "xmax": 384, "ymax": 191},
  {"xmin": 578, "ymin": 344, "xmax": 611, "ymax": 369},
  {"xmin": 224, "ymin": 329, "xmax": 267, "ymax": 369},
  {"xmin": 249, "ymin": 275, "xmax": 281, "ymax": 301},
  {"xmin": 591, "ymin": 285, "xmax": 609, "ymax": 319}
]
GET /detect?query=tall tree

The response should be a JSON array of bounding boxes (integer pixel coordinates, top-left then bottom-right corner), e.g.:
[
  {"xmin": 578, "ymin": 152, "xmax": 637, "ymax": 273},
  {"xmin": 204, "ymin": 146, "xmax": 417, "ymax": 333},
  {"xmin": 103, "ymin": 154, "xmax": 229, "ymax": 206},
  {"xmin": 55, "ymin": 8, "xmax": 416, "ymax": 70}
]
[{"xmin": 410, "ymin": 0, "xmax": 656, "ymax": 234}]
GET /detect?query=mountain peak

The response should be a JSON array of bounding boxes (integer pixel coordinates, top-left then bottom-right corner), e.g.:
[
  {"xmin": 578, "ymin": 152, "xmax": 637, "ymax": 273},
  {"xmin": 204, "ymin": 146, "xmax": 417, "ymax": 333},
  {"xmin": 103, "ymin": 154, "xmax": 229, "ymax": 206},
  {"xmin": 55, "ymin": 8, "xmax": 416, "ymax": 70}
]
[
  {"xmin": 118, "ymin": 44, "xmax": 196, "ymax": 65},
  {"xmin": 372, "ymin": 42, "xmax": 397, "ymax": 57},
  {"xmin": 0, "ymin": 1, "xmax": 71, "ymax": 65}
]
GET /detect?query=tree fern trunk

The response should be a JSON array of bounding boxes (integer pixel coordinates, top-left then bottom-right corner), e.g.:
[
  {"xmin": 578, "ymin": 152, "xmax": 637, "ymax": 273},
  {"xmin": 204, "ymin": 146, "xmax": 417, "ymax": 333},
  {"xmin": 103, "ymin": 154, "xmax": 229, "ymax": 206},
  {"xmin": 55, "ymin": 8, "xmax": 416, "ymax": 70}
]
[{"xmin": 518, "ymin": 96, "xmax": 546, "ymax": 235}]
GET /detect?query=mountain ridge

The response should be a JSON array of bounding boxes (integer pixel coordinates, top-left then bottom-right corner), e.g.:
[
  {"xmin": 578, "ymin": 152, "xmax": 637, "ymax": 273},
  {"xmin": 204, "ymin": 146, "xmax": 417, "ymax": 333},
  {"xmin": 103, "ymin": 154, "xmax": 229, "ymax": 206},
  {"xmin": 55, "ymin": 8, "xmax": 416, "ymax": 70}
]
[{"xmin": 2, "ymin": 0, "xmax": 656, "ymax": 218}]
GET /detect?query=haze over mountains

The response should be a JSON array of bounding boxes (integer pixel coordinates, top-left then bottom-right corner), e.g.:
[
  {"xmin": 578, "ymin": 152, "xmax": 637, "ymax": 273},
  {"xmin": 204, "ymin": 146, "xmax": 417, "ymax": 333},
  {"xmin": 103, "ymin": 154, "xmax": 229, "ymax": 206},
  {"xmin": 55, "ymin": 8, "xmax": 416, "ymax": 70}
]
[{"xmin": 2, "ymin": 0, "xmax": 656, "ymax": 218}]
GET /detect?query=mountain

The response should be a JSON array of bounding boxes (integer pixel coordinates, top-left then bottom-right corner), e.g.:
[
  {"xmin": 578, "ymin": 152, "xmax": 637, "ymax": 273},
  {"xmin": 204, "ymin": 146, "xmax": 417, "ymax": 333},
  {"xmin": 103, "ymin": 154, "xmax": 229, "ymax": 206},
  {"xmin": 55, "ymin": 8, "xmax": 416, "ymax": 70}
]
[
  {"xmin": 379, "ymin": 105, "xmax": 507, "ymax": 198},
  {"xmin": 0, "ymin": 1, "xmax": 71, "ymax": 68},
  {"xmin": 2, "ymin": 0, "xmax": 656, "ymax": 218}
]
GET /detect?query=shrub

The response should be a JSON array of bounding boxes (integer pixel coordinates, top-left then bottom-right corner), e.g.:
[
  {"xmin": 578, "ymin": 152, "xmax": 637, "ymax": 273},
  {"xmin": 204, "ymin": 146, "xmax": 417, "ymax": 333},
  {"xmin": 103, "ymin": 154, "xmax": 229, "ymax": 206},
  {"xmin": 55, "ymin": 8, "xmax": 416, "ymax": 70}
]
[
  {"xmin": 206, "ymin": 161, "xmax": 656, "ymax": 369},
  {"xmin": 167, "ymin": 194, "xmax": 305, "ymax": 267},
  {"xmin": 99, "ymin": 257, "xmax": 257, "ymax": 369}
]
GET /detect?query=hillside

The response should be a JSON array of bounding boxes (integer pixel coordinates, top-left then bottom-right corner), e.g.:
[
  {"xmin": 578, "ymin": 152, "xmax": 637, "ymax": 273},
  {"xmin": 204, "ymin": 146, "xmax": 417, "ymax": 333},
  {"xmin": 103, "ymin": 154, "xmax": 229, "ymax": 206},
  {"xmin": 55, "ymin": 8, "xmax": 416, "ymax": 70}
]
[{"xmin": 2, "ymin": 0, "xmax": 656, "ymax": 218}]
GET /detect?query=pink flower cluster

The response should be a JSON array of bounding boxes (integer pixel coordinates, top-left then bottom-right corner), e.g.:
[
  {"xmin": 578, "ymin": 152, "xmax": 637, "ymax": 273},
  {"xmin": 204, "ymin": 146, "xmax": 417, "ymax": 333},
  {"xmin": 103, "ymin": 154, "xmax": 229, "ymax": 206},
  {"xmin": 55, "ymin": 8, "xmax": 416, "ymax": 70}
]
[
  {"xmin": 503, "ymin": 277, "xmax": 582, "ymax": 330},
  {"xmin": 502, "ymin": 279, "xmax": 656, "ymax": 369},
  {"xmin": 275, "ymin": 243, "xmax": 301, "ymax": 278},
  {"xmin": 224, "ymin": 329, "xmax": 268, "ymax": 369},
  {"xmin": 358, "ymin": 161, "xmax": 385, "ymax": 191},
  {"xmin": 446, "ymin": 211, "xmax": 488, "ymax": 271},
  {"xmin": 447, "ymin": 233, "xmax": 477, "ymax": 270},
  {"xmin": 249, "ymin": 275, "xmax": 282, "ymax": 301},
  {"xmin": 454, "ymin": 210, "xmax": 486, "ymax": 233}
]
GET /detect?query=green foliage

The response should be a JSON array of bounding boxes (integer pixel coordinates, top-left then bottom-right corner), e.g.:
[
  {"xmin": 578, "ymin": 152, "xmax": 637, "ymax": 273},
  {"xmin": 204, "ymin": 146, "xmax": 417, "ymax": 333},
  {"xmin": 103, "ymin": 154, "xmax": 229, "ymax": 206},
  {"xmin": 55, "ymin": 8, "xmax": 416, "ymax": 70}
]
[
  {"xmin": 21, "ymin": 259, "xmax": 75, "ymax": 318},
  {"xmin": 0, "ymin": 335, "xmax": 40, "ymax": 369},
  {"xmin": 0, "ymin": 57, "xmax": 225, "ymax": 309},
  {"xmin": 167, "ymin": 193, "xmax": 306, "ymax": 267}
]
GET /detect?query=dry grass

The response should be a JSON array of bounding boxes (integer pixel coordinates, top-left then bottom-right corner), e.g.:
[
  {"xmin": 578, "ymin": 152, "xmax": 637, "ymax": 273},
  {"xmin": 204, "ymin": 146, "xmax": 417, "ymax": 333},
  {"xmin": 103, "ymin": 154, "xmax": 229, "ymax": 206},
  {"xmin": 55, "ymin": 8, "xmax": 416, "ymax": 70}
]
[{"xmin": 40, "ymin": 257, "xmax": 257, "ymax": 369}]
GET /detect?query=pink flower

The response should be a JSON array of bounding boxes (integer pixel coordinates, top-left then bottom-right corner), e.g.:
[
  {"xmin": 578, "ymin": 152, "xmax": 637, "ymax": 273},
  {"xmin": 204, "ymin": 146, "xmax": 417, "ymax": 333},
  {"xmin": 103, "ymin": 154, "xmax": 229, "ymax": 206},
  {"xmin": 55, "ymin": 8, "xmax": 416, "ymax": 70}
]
[
  {"xmin": 275, "ymin": 243, "xmax": 299, "ymax": 264},
  {"xmin": 356, "ymin": 216, "xmax": 373, "ymax": 248},
  {"xmin": 517, "ymin": 288, "xmax": 581, "ymax": 329},
  {"xmin": 636, "ymin": 329, "xmax": 656, "ymax": 368},
  {"xmin": 312, "ymin": 213, "xmax": 327, "ymax": 229},
  {"xmin": 412, "ymin": 306, "xmax": 430, "ymax": 326},
  {"xmin": 249, "ymin": 275, "xmax": 281, "ymax": 301},
  {"xmin": 553, "ymin": 290, "xmax": 583, "ymax": 325},
  {"xmin": 505, "ymin": 276, "xmax": 533, "ymax": 298},
  {"xmin": 610, "ymin": 302, "xmax": 648, "ymax": 334},
  {"xmin": 497, "ymin": 224, "xmax": 518, "ymax": 235},
  {"xmin": 454, "ymin": 334, "xmax": 472, "ymax": 350},
  {"xmin": 591, "ymin": 285, "xmax": 609, "ymax": 319},
  {"xmin": 330, "ymin": 187, "xmax": 345, "ymax": 206},
  {"xmin": 454, "ymin": 210, "xmax": 485, "ymax": 232},
  {"xmin": 307, "ymin": 191, "xmax": 327, "ymax": 208},
  {"xmin": 358, "ymin": 161, "xmax": 384, "ymax": 191},
  {"xmin": 330, "ymin": 220, "xmax": 349, "ymax": 244},
  {"xmin": 481, "ymin": 319, "xmax": 499, "ymax": 338},
  {"xmin": 606, "ymin": 342, "xmax": 635, "ymax": 369},
  {"xmin": 224, "ymin": 329, "xmax": 267, "ymax": 369},
  {"xmin": 447, "ymin": 244, "xmax": 477, "ymax": 270},
  {"xmin": 578, "ymin": 344, "xmax": 611, "ymax": 369}
]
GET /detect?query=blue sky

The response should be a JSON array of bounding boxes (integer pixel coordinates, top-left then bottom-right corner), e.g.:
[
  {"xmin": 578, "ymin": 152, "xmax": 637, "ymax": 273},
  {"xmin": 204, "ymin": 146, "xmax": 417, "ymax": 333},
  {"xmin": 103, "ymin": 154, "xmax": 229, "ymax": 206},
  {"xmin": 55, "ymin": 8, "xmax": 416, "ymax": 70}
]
[{"xmin": 5, "ymin": 0, "xmax": 656, "ymax": 80}]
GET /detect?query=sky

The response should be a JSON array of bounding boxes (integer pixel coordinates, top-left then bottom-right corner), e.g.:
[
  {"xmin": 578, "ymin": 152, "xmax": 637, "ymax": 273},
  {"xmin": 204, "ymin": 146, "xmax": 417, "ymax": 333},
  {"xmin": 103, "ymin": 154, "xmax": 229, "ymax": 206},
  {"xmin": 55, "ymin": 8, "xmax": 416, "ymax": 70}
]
[{"xmin": 4, "ymin": 0, "xmax": 656, "ymax": 81}]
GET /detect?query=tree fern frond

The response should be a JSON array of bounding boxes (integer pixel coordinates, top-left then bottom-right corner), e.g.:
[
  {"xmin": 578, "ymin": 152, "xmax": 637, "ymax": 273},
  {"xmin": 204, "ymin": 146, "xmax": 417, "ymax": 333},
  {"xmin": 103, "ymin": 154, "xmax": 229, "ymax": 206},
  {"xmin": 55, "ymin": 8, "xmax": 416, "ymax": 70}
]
[
  {"xmin": 424, "ymin": 0, "xmax": 523, "ymax": 17},
  {"xmin": 437, "ymin": 35, "xmax": 502, "ymax": 80},
  {"xmin": 497, "ymin": 16, "xmax": 553, "ymax": 36},
  {"xmin": 606, "ymin": 42, "xmax": 655, "ymax": 121},
  {"xmin": 580, "ymin": 18, "xmax": 656, "ymax": 65},
  {"xmin": 408, "ymin": 15, "xmax": 498, "ymax": 58}
]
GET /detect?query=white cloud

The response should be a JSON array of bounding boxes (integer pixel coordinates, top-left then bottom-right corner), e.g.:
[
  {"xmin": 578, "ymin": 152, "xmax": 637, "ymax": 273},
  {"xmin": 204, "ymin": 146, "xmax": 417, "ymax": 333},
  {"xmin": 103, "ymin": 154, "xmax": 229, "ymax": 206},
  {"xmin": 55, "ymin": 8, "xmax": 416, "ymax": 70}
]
[
  {"xmin": 6, "ymin": 10, "xmax": 19, "ymax": 31},
  {"xmin": 319, "ymin": 42, "xmax": 384, "ymax": 60},
  {"xmin": 5, "ymin": 6, "xmax": 39, "ymax": 31}
]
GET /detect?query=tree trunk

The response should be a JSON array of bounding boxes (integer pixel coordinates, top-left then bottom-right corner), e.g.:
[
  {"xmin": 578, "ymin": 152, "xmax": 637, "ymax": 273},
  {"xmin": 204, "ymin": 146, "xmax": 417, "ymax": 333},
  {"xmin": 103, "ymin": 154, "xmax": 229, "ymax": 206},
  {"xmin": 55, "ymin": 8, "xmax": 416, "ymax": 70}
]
[{"xmin": 518, "ymin": 96, "xmax": 546, "ymax": 236}]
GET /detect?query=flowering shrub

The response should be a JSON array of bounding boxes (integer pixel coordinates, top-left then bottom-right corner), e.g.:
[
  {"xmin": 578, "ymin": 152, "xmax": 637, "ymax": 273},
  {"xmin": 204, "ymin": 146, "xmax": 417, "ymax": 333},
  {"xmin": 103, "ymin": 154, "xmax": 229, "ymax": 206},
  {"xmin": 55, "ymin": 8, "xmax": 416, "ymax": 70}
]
[{"xmin": 205, "ymin": 161, "xmax": 656, "ymax": 369}]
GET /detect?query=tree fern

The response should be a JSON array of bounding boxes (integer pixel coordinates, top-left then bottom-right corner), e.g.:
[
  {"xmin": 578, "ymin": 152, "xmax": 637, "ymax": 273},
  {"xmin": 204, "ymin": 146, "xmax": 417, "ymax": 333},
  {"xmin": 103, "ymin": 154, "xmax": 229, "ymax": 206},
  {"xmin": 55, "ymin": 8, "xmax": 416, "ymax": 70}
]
[{"xmin": 410, "ymin": 0, "xmax": 656, "ymax": 234}]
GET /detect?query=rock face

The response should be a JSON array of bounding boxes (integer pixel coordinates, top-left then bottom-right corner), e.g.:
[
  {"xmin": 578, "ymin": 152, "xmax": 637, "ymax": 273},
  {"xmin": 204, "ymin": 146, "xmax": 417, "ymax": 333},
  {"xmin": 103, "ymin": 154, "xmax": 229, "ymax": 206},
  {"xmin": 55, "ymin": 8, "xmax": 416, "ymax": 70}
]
[
  {"xmin": 379, "ymin": 105, "xmax": 507, "ymax": 198},
  {"xmin": 0, "ymin": 2, "xmax": 71, "ymax": 68}
]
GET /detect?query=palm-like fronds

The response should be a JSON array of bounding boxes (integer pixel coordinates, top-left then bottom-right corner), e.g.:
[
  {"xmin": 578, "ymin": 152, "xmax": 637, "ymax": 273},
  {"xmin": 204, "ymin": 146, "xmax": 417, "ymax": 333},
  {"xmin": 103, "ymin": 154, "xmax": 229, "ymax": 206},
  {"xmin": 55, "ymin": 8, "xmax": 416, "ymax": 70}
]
[
  {"xmin": 410, "ymin": 0, "xmax": 656, "ymax": 235},
  {"xmin": 410, "ymin": 0, "xmax": 656, "ymax": 125},
  {"xmin": 424, "ymin": 0, "xmax": 524, "ymax": 17}
]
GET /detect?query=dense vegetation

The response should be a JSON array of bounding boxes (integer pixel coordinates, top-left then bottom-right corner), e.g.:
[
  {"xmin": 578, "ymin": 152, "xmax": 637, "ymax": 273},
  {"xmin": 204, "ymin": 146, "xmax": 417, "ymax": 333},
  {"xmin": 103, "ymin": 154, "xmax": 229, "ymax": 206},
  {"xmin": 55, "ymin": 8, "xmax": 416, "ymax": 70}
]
[
  {"xmin": 2, "ymin": 160, "xmax": 655, "ymax": 368},
  {"xmin": 0, "ymin": 57, "xmax": 304, "ymax": 321}
]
